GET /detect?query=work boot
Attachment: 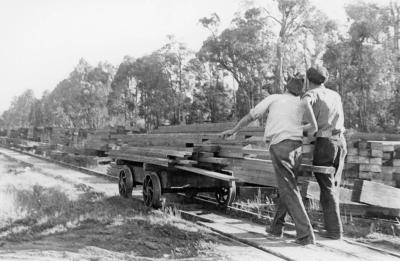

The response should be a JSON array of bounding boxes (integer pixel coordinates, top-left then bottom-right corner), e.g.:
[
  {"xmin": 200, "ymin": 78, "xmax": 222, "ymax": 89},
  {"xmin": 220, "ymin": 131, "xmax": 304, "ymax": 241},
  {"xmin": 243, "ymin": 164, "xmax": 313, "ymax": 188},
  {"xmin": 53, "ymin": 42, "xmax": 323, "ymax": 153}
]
[
  {"xmin": 319, "ymin": 231, "xmax": 342, "ymax": 240},
  {"xmin": 267, "ymin": 226, "xmax": 284, "ymax": 237},
  {"xmin": 294, "ymin": 235, "xmax": 315, "ymax": 245}
]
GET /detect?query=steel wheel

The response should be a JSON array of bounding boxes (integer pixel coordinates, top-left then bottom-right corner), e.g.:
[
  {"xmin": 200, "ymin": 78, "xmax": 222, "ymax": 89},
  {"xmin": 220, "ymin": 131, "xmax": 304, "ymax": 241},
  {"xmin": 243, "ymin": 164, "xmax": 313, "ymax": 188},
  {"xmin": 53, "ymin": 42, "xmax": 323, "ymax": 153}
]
[
  {"xmin": 215, "ymin": 182, "xmax": 236, "ymax": 208},
  {"xmin": 142, "ymin": 172, "xmax": 162, "ymax": 209},
  {"xmin": 185, "ymin": 189, "xmax": 198, "ymax": 199},
  {"xmin": 118, "ymin": 166, "xmax": 134, "ymax": 198}
]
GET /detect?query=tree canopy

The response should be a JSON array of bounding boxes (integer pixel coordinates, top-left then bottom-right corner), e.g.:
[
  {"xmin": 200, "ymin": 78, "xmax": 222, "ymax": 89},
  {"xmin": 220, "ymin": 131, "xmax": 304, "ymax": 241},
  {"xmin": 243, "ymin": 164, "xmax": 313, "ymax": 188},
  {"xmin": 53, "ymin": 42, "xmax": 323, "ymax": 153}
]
[{"xmin": 1, "ymin": 0, "xmax": 400, "ymax": 133}]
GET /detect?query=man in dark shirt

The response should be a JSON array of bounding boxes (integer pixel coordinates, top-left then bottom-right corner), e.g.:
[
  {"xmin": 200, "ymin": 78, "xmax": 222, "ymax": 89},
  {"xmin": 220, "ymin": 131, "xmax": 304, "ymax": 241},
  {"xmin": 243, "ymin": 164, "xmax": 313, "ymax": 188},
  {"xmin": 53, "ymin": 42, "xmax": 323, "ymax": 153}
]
[{"xmin": 302, "ymin": 65, "xmax": 347, "ymax": 240}]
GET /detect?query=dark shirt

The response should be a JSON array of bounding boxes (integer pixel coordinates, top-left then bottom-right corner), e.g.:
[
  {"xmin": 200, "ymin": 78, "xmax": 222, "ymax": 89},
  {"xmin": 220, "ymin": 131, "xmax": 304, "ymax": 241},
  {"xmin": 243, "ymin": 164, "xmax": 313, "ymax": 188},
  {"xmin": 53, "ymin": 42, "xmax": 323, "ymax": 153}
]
[{"xmin": 302, "ymin": 85, "xmax": 345, "ymax": 137}]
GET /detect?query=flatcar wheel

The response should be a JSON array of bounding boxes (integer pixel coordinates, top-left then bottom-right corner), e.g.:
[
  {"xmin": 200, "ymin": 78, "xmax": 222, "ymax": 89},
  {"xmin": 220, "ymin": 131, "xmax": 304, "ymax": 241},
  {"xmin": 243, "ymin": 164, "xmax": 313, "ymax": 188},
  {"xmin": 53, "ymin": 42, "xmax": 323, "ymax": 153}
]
[
  {"xmin": 215, "ymin": 182, "xmax": 236, "ymax": 208},
  {"xmin": 184, "ymin": 189, "xmax": 198, "ymax": 199},
  {"xmin": 118, "ymin": 166, "xmax": 134, "ymax": 198},
  {"xmin": 142, "ymin": 172, "xmax": 162, "ymax": 209}
]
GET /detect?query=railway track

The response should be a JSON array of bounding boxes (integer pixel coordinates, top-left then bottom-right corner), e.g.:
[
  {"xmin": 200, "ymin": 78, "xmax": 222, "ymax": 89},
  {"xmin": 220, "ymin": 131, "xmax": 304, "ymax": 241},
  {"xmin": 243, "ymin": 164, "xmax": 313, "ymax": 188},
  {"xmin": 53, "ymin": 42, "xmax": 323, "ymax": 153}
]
[{"xmin": 1, "ymin": 146, "xmax": 399, "ymax": 261}]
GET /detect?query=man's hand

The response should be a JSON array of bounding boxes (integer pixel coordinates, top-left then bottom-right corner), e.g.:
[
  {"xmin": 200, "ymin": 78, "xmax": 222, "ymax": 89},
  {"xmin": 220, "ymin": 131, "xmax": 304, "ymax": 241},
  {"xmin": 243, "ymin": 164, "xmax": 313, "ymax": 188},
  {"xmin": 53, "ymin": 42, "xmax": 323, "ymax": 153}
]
[{"xmin": 220, "ymin": 129, "xmax": 236, "ymax": 139}]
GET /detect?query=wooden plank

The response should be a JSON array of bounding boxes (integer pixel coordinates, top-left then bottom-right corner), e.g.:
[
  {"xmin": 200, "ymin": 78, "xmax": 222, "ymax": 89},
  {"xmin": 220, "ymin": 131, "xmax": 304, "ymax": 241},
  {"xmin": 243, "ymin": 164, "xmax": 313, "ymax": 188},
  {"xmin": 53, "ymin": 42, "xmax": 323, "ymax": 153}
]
[
  {"xmin": 370, "ymin": 149, "xmax": 383, "ymax": 158},
  {"xmin": 107, "ymin": 151, "xmax": 171, "ymax": 166},
  {"xmin": 359, "ymin": 164, "xmax": 381, "ymax": 173},
  {"xmin": 217, "ymin": 151, "xmax": 244, "ymax": 158},
  {"xmin": 150, "ymin": 122, "xmax": 261, "ymax": 133},
  {"xmin": 383, "ymin": 144, "xmax": 395, "ymax": 152},
  {"xmin": 197, "ymin": 156, "xmax": 231, "ymax": 165},
  {"xmin": 357, "ymin": 156, "xmax": 370, "ymax": 164},
  {"xmin": 346, "ymin": 132, "xmax": 400, "ymax": 141},
  {"xmin": 369, "ymin": 157, "xmax": 382, "ymax": 165},
  {"xmin": 368, "ymin": 141, "xmax": 383, "ymax": 150},
  {"xmin": 119, "ymin": 146, "xmax": 193, "ymax": 158},
  {"xmin": 197, "ymin": 152, "xmax": 214, "ymax": 158},
  {"xmin": 241, "ymin": 144, "xmax": 269, "ymax": 156},
  {"xmin": 232, "ymin": 169, "xmax": 277, "ymax": 187},
  {"xmin": 346, "ymin": 155, "xmax": 360, "ymax": 164},
  {"xmin": 393, "ymin": 159, "xmax": 400, "ymax": 167},
  {"xmin": 301, "ymin": 181, "xmax": 353, "ymax": 202},
  {"xmin": 382, "ymin": 166, "xmax": 394, "ymax": 175},
  {"xmin": 347, "ymin": 147, "xmax": 358, "ymax": 156},
  {"xmin": 359, "ymin": 171, "xmax": 372, "ymax": 180},
  {"xmin": 234, "ymin": 158, "xmax": 335, "ymax": 175},
  {"xmin": 353, "ymin": 180, "xmax": 400, "ymax": 209},
  {"xmin": 193, "ymin": 144, "xmax": 220, "ymax": 153},
  {"xmin": 300, "ymin": 164, "xmax": 336, "ymax": 175},
  {"xmin": 175, "ymin": 159, "xmax": 198, "ymax": 166},
  {"xmin": 174, "ymin": 166, "xmax": 237, "ymax": 181},
  {"xmin": 383, "ymin": 152, "xmax": 393, "ymax": 160}
]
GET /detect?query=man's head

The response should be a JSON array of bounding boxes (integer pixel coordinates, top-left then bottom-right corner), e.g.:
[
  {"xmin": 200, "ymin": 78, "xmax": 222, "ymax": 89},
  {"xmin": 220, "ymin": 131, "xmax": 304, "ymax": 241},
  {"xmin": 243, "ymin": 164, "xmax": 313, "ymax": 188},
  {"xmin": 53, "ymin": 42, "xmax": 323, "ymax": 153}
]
[
  {"xmin": 306, "ymin": 65, "xmax": 328, "ymax": 86},
  {"xmin": 285, "ymin": 73, "xmax": 304, "ymax": 96}
]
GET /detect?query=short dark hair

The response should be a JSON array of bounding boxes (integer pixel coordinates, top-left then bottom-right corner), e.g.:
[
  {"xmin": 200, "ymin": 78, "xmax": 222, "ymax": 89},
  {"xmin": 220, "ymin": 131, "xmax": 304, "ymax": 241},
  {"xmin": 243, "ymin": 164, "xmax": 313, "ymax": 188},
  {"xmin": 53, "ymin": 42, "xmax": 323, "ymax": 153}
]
[
  {"xmin": 306, "ymin": 65, "xmax": 328, "ymax": 85},
  {"xmin": 285, "ymin": 73, "xmax": 304, "ymax": 96}
]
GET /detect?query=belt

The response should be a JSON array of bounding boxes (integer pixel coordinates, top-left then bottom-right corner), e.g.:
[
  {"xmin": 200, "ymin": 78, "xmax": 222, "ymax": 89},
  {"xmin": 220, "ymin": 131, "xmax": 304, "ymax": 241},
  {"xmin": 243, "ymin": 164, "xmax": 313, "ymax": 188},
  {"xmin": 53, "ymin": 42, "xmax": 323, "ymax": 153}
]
[{"xmin": 316, "ymin": 129, "xmax": 342, "ymax": 138}]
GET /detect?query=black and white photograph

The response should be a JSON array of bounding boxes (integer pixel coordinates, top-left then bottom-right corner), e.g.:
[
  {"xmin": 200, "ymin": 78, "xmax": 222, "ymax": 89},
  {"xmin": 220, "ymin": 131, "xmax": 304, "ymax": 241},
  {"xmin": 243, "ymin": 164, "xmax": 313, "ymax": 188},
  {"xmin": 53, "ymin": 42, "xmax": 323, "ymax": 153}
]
[{"xmin": 0, "ymin": 0, "xmax": 399, "ymax": 260}]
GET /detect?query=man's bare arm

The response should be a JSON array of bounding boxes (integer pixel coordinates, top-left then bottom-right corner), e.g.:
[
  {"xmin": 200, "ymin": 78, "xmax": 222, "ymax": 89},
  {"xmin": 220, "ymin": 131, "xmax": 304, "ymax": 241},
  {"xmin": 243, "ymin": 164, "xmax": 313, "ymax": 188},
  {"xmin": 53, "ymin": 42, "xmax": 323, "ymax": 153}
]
[
  {"xmin": 302, "ymin": 97, "xmax": 318, "ymax": 135},
  {"xmin": 220, "ymin": 114, "xmax": 254, "ymax": 139}
]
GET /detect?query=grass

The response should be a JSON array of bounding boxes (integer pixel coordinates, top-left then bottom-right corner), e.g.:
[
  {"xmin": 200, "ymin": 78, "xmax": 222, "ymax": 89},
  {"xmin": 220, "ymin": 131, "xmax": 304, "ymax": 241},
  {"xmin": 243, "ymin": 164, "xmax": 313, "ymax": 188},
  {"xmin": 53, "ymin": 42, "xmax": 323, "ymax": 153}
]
[{"xmin": 0, "ymin": 182, "xmax": 222, "ymax": 259}]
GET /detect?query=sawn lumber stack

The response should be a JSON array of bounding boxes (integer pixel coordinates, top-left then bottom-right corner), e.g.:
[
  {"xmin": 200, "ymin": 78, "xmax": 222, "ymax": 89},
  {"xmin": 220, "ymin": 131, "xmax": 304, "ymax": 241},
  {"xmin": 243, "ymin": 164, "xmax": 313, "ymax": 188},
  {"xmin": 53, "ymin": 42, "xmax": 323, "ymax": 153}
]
[{"xmin": 2, "ymin": 122, "xmax": 400, "ymax": 216}]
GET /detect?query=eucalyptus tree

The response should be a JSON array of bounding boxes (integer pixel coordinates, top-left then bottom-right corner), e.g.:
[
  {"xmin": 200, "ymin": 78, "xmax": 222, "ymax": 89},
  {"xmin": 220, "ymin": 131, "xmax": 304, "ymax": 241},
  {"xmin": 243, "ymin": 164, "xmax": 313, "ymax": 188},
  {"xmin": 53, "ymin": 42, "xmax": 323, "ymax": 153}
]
[
  {"xmin": 107, "ymin": 56, "xmax": 138, "ymax": 126},
  {"xmin": 199, "ymin": 8, "xmax": 275, "ymax": 118},
  {"xmin": 158, "ymin": 35, "xmax": 193, "ymax": 124}
]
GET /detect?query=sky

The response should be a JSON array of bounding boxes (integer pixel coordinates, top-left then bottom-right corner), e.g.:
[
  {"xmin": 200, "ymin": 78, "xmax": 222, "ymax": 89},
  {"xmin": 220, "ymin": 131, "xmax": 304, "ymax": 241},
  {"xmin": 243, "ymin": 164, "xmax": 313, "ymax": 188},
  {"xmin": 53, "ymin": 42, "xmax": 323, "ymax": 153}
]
[{"xmin": 0, "ymin": 0, "xmax": 390, "ymax": 113}]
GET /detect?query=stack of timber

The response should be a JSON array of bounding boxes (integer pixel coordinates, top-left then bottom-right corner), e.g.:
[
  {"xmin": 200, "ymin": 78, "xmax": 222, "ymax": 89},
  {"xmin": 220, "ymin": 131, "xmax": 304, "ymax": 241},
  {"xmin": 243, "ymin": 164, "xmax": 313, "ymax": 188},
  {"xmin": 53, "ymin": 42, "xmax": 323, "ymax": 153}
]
[
  {"xmin": 108, "ymin": 145, "xmax": 197, "ymax": 167},
  {"xmin": 48, "ymin": 127, "xmax": 73, "ymax": 146},
  {"xmin": 344, "ymin": 139, "xmax": 400, "ymax": 188},
  {"xmin": 84, "ymin": 129, "xmax": 112, "ymax": 151},
  {"xmin": 109, "ymin": 123, "xmax": 320, "ymax": 188},
  {"xmin": 84, "ymin": 126, "xmax": 131, "ymax": 153}
]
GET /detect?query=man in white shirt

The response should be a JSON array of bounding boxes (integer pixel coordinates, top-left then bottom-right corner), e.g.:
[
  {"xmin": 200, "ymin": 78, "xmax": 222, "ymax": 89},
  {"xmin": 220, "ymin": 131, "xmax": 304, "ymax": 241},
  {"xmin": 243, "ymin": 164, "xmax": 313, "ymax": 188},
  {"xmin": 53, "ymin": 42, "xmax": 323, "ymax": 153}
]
[{"xmin": 221, "ymin": 74, "xmax": 318, "ymax": 245}]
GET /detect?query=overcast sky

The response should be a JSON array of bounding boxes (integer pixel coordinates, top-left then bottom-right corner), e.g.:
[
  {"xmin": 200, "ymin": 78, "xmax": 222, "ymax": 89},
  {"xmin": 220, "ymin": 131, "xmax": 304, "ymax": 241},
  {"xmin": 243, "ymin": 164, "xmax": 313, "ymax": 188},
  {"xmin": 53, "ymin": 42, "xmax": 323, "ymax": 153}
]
[{"xmin": 0, "ymin": 0, "xmax": 389, "ymax": 113}]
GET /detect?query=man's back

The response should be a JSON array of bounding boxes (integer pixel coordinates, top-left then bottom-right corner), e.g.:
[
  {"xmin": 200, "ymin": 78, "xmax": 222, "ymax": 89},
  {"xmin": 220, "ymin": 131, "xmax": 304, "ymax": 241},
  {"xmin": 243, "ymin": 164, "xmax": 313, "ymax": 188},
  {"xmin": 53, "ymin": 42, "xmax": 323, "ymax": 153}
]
[
  {"xmin": 303, "ymin": 86, "xmax": 344, "ymax": 137},
  {"xmin": 250, "ymin": 93, "xmax": 304, "ymax": 145}
]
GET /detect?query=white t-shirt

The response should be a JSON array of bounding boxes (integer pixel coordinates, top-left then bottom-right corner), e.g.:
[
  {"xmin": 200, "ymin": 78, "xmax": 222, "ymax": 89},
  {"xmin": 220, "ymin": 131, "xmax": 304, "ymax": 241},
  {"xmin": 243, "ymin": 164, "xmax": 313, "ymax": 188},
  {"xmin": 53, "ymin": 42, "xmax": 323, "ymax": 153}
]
[{"xmin": 249, "ymin": 93, "xmax": 304, "ymax": 145}]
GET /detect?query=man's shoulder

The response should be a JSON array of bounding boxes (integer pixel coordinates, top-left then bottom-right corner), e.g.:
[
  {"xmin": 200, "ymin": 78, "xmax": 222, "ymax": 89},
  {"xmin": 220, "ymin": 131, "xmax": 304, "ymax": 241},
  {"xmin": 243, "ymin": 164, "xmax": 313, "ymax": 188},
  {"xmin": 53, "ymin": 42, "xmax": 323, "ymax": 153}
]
[
  {"xmin": 302, "ymin": 88, "xmax": 317, "ymax": 100},
  {"xmin": 305, "ymin": 86, "xmax": 340, "ymax": 97},
  {"xmin": 324, "ymin": 87, "xmax": 342, "ymax": 100},
  {"xmin": 260, "ymin": 94, "xmax": 280, "ymax": 103}
]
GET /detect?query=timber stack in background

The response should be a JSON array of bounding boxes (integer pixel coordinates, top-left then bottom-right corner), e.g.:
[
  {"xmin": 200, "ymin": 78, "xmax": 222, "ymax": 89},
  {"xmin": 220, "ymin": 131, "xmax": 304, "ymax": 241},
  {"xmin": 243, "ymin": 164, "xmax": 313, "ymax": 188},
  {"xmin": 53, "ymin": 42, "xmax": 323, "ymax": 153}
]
[{"xmin": 0, "ymin": 123, "xmax": 400, "ymax": 218}]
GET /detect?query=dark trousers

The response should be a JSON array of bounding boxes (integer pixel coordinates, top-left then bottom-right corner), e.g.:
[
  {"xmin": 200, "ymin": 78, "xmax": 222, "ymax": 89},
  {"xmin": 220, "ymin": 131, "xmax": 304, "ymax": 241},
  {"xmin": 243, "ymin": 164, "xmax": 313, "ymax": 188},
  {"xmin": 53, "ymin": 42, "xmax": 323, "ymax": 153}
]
[
  {"xmin": 269, "ymin": 139, "xmax": 315, "ymax": 240},
  {"xmin": 313, "ymin": 136, "xmax": 347, "ymax": 237}
]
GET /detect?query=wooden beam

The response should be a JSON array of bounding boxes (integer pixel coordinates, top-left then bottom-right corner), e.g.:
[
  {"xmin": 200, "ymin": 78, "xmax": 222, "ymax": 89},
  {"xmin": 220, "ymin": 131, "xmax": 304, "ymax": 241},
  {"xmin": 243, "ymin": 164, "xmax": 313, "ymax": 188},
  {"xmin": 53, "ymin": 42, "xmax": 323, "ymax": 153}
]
[
  {"xmin": 300, "ymin": 164, "xmax": 336, "ymax": 175},
  {"xmin": 119, "ymin": 146, "xmax": 193, "ymax": 158},
  {"xmin": 175, "ymin": 165, "xmax": 237, "ymax": 182},
  {"xmin": 352, "ymin": 180, "xmax": 400, "ymax": 209},
  {"xmin": 107, "ymin": 151, "xmax": 171, "ymax": 167},
  {"xmin": 197, "ymin": 156, "xmax": 231, "ymax": 165}
]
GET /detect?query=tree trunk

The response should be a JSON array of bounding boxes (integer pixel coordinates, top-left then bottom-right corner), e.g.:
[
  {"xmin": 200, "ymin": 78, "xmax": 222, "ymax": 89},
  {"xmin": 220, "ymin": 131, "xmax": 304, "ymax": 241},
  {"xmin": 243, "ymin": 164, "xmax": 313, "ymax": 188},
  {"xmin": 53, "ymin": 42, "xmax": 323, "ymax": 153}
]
[{"xmin": 274, "ymin": 40, "xmax": 284, "ymax": 94}]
